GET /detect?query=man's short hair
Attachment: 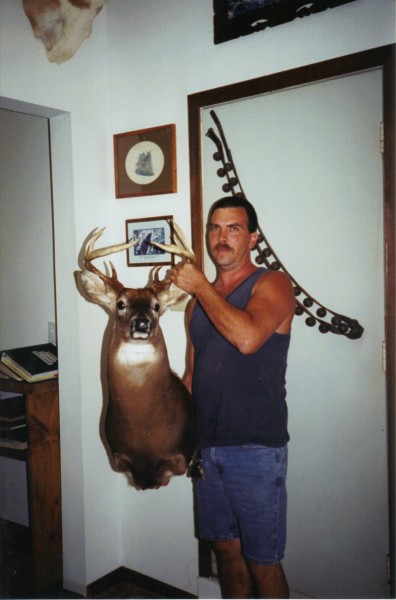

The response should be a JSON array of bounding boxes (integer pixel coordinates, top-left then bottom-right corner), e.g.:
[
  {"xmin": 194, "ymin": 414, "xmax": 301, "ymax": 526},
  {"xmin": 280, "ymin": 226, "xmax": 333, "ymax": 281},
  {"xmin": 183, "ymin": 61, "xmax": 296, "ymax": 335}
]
[{"xmin": 208, "ymin": 196, "xmax": 258, "ymax": 233}]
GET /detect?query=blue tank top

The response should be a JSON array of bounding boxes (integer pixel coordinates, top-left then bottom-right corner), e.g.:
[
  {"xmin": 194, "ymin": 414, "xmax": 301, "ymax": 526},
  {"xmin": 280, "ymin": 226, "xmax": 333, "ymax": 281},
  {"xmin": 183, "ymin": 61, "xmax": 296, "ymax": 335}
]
[{"xmin": 190, "ymin": 268, "xmax": 290, "ymax": 449}]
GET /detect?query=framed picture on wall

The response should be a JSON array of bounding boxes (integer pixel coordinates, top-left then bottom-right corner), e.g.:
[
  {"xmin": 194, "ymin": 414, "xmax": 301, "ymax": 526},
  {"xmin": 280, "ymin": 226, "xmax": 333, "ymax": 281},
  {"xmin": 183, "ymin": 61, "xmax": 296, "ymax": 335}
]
[
  {"xmin": 125, "ymin": 216, "xmax": 174, "ymax": 267},
  {"xmin": 114, "ymin": 124, "xmax": 177, "ymax": 198},
  {"xmin": 213, "ymin": 0, "xmax": 358, "ymax": 44}
]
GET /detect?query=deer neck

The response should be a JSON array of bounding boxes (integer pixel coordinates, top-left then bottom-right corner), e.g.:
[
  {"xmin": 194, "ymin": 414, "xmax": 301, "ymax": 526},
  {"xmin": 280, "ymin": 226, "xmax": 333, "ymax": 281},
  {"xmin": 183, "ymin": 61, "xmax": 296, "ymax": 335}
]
[{"xmin": 108, "ymin": 327, "xmax": 171, "ymax": 388}]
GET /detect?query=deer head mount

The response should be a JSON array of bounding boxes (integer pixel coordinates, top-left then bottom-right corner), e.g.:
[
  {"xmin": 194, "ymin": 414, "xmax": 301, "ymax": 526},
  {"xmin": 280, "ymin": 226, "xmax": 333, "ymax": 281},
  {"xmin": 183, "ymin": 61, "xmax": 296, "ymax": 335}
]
[
  {"xmin": 22, "ymin": 0, "xmax": 107, "ymax": 64},
  {"xmin": 80, "ymin": 221, "xmax": 195, "ymax": 490}
]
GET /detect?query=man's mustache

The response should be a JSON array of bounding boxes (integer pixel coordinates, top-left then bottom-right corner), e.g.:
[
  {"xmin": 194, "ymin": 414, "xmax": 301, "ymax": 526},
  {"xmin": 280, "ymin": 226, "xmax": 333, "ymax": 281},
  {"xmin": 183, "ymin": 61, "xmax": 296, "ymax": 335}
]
[{"xmin": 213, "ymin": 243, "xmax": 233, "ymax": 252}]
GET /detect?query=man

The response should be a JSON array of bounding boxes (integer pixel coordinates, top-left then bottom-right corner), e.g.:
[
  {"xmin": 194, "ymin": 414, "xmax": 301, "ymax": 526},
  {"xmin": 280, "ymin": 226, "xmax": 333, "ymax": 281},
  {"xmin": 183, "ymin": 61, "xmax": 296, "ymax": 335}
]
[{"xmin": 171, "ymin": 196, "xmax": 295, "ymax": 599}]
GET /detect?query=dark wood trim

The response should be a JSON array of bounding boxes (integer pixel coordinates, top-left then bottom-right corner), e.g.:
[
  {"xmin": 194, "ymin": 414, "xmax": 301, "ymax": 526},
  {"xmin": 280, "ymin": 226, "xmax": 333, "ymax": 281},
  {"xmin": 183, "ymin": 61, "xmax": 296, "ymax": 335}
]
[
  {"xmin": 188, "ymin": 44, "xmax": 395, "ymax": 588},
  {"xmin": 198, "ymin": 539, "xmax": 213, "ymax": 578},
  {"xmin": 382, "ymin": 44, "xmax": 395, "ymax": 599},
  {"xmin": 86, "ymin": 566, "xmax": 198, "ymax": 599}
]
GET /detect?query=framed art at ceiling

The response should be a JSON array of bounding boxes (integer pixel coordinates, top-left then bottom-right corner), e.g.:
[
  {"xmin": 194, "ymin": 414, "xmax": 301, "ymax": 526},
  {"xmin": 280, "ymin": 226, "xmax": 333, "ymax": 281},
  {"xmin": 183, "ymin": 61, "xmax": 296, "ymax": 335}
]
[
  {"xmin": 114, "ymin": 124, "xmax": 177, "ymax": 198},
  {"xmin": 213, "ymin": 0, "xmax": 358, "ymax": 44}
]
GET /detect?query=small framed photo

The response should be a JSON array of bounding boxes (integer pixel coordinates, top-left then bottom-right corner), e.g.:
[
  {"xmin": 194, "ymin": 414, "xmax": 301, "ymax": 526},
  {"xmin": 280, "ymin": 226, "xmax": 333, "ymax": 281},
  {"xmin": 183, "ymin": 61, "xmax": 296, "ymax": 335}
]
[
  {"xmin": 114, "ymin": 124, "xmax": 177, "ymax": 198},
  {"xmin": 125, "ymin": 216, "xmax": 174, "ymax": 267}
]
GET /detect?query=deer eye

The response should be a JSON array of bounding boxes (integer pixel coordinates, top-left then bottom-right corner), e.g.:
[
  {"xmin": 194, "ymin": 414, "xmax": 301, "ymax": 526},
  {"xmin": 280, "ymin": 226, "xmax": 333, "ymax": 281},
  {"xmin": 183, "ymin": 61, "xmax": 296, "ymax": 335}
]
[
  {"xmin": 154, "ymin": 302, "xmax": 160, "ymax": 313},
  {"xmin": 117, "ymin": 300, "xmax": 126, "ymax": 311}
]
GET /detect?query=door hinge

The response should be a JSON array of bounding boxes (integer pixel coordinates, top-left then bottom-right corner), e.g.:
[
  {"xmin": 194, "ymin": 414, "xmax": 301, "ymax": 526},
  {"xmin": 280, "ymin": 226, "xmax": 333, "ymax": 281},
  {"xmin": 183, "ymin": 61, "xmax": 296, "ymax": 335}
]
[
  {"xmin": 380, "ymin": 122, "xmax": 385, "ymax": 154},
  {"xmin": 382, "ymin": 340, "xmax": 387, "ymax": 372}
]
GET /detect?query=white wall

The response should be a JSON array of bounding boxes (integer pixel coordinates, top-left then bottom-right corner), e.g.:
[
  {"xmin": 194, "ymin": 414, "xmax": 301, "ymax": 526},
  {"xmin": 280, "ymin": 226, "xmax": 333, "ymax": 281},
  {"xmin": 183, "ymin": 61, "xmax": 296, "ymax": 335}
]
[
  {"xmin": 0, "ymin": 0, "xmax": 394, "ymax": 596},
  {"xmin": 0, "ymin": 110, "xmax": 55, "ymax": 349}
]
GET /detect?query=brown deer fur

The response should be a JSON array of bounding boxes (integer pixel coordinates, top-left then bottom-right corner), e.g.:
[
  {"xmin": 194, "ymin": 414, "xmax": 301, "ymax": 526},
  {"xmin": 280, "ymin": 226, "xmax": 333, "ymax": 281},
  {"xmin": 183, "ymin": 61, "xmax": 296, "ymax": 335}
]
[{"xmin": 80, "ymin": 228, "xmax": 194, "ymax": 490}]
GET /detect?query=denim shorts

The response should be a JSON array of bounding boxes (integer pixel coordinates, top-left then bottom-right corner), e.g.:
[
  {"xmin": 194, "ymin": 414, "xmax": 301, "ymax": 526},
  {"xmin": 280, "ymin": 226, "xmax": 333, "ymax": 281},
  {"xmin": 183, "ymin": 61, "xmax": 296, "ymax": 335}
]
[{"xmin": 194, "ymin": 444, "xmax": 288, "ymax": 566}]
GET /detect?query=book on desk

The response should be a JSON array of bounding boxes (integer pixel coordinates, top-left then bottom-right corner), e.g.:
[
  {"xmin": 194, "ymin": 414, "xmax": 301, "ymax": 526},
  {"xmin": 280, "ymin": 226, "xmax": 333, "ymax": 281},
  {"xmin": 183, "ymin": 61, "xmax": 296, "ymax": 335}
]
[
  {"xmin": 0, "ymin": 343, "xmax": 58, "ymax": 383},
  {"xmin": 0, "ymin": 361, "xmax": 23, "ymax": 381}
]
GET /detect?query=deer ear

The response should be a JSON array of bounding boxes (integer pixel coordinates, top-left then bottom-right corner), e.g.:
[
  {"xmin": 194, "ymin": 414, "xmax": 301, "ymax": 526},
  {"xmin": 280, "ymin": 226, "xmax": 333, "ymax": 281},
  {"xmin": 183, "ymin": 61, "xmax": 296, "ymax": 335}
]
[
  {"xmin": 113, "ymin": 452, "xmax": 132, "ymax": 472},
  {"xmin": 80, "ymin": 270, "xmax": 119, "ymax": 310},
  {"xmin": 157, "ymin": 283, "xmax": 190, "ymax": 312}
]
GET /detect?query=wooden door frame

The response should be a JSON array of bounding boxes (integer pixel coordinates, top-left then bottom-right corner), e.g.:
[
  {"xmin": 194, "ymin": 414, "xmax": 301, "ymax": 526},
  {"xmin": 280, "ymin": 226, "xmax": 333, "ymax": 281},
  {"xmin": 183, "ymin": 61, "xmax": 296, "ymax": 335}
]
[{"xmin": 188, "ymin": 44, "xmax": 395, "ymax": 594}]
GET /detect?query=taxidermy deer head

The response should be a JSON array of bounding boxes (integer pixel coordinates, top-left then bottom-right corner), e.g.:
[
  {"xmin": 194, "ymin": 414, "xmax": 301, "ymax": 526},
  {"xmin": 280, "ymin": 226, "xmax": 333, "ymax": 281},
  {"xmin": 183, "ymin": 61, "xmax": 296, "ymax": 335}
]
[{"xmin": 79, "ymin": 221, "xmax": 195, "ymax": 490}]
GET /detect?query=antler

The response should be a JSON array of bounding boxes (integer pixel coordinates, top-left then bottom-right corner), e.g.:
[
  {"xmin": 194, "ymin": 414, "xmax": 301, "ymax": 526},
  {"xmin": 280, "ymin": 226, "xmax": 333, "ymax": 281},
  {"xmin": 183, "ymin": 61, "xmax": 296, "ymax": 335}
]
[
  {"xmin": 151, "ymin": 219, "xmax": 195, "ymax": 262},
  {"xmin": 150, "ymin": 220, "xmax": 195, "ymax": 297},
  {"xmin": 84, "ymin": 227, "xmax": 138, "ymax": 291}
]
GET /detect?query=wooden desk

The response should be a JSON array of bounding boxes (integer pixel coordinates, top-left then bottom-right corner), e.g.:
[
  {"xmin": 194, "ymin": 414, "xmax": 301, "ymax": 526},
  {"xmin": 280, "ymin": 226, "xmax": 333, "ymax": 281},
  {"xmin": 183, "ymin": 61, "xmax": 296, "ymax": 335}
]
[{"xmin": 0, "ymin": 378, "xmax": 62, "ymax": 590}]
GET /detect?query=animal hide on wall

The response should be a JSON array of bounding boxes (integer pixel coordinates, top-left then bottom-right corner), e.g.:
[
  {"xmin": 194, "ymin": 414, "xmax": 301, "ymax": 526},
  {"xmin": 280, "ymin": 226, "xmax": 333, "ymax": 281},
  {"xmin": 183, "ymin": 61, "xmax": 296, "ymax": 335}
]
[{"xmin": 22, "ymin": 0, "xmax": 107, "ymax": 64}]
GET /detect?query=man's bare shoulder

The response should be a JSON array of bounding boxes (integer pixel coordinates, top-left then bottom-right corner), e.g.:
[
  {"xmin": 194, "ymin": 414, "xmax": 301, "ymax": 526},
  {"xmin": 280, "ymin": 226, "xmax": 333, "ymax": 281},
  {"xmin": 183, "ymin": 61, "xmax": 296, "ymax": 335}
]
[
  {"xmin": 254, "ymin": 269, "xmax": 294, "ymax": 294},
  {"xmin": 252, "ymin": 270, "xmax": 295, "ymax": 333}
]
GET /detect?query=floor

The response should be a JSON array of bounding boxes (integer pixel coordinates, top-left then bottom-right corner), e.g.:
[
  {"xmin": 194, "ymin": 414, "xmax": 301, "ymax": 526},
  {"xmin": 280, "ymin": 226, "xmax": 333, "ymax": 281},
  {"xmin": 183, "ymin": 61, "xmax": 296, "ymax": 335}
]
[
  {"xmin": 2, "ymin": 578, "xmax": 165, "ymax": 599},
  {"xmin": 38, "ymin": 581, "xmax": 164, "ymax": 599},
  {"xmin": 88, "ymin": 581, "xmax": 163, "ymax": 599},
  {"xmin": 0, "ymin": 519, "xmax": 165, "ymax": 600},
  {"xmin": 0, "ymin": 518, "xmax": 312, "ymax": 600}
]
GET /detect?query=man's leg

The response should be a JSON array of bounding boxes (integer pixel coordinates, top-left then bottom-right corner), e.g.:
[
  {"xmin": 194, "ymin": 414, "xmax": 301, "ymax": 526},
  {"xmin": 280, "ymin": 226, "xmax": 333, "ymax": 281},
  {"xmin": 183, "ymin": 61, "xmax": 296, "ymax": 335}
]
[
  {"xmin": 212, "ymin": 539, "xmax": 253, "ymax": 599},
  {"xmin": 248, "ymin": 562, "xmax": 289, "ymax": 599},
  {"xmin": 217, "ymin": 445, "xmax": 288, "ymax": 598}
]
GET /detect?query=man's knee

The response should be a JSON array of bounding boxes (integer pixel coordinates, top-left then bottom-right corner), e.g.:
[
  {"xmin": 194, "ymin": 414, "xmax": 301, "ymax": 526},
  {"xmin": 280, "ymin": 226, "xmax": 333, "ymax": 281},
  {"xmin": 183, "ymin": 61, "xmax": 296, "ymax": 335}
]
[
  {"xmin": 211, "ymin": 539, "xmax": 253, "ymax": 599},
  {"xmin": 212, "ymin": 538, "xmax": 243, "ymax": 560}
]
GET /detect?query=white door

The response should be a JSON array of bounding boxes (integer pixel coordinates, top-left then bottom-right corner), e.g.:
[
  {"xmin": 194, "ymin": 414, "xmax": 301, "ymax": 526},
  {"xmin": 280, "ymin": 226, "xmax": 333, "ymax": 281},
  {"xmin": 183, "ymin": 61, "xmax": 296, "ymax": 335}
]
[{"xmin": 201, "ymin": 68, "xmax": 389, "ymax": 599}]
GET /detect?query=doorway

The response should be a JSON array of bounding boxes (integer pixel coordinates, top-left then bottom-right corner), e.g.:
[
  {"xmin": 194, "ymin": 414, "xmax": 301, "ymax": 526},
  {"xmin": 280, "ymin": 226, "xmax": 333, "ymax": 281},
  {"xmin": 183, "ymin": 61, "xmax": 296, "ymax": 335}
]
[
  {"xmin": 0, "ymin": 96, "xmax": 83, "ymax": 593},
  {"xmin": 188, "ymin": 45, "xmax": 395, "ymax": 598}
]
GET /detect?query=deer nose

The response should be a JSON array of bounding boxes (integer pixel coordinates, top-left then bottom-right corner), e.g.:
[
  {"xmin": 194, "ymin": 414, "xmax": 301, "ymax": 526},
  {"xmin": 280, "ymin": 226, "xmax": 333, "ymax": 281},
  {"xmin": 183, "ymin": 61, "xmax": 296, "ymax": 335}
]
[{"xmin": 131, "ymin": 317, "xmax": 152, "ymax": 337}]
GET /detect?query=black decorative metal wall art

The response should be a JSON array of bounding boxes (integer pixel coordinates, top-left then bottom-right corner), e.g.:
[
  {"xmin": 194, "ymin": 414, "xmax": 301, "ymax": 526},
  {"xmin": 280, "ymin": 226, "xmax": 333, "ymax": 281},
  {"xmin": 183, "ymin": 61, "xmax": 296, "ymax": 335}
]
[
  {"xmin": 213, "ymin": 0, "xmax": 359, "ymax": 45},
  {"xmin": 207, "ymin": 110, "xmax": 364, "ymax": 339}
]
